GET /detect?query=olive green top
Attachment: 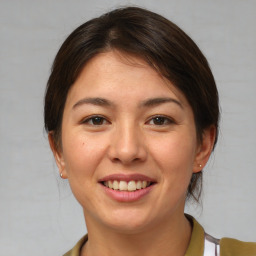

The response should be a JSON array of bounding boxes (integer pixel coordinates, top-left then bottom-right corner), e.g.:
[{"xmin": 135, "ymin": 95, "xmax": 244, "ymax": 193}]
[
  {"xmin": 220, "ymin": 238, "xmax": 256, "ymax": 256},
  {"xmin": 63, "ymin": 217, "xmax": 256, "ymax": 256}
]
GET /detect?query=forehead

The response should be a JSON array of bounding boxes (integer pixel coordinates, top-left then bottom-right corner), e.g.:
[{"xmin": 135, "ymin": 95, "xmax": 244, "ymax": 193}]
[{"xmin": 65, "ymin": 51, "xmax": 190, "ymax": 109}]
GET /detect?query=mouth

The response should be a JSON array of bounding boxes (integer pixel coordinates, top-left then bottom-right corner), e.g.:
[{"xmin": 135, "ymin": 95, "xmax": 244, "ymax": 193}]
[
  {"xmin": 99, "ymin": 174, "xmax": 156, "ymax": 202},
  {"xmin": 102, "ymin": 180, "xmax": 154, "ymax": 191},
  {"xmin": 99, "ymin": 173, "xmax": 156, "ymax": 194}
]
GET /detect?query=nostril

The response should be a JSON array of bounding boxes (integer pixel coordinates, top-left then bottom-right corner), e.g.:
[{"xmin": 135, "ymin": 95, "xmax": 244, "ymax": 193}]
[
  {"xmin": 112, "ymin": 157, "xmax": 142, "ymax": 165},
  {"xmin": 112, "ymin": 157, "xmax": 121, "ymax": 163}
]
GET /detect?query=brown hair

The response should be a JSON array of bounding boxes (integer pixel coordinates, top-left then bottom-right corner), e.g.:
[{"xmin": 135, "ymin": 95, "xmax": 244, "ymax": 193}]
[{"xmin": 44, "ymin": 6, "xmax": 219, "ymax": 202}]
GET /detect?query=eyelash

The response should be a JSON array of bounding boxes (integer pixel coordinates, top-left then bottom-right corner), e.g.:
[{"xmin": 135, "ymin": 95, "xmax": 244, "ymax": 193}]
[
  {"xmin": 81, "ymin": 115, "xmax": 174, "ymax": 126},
  {"xmin": 81, "ymin": 115, "xmax": 110, "ymax": 126},
  {"xmin": 146, "ymin": 115, "xmax": 175, "ymax": 126}
]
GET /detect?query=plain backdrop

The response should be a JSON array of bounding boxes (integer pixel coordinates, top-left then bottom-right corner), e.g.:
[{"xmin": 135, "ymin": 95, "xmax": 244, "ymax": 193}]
[{"xmin": 0, "ymin": 0, "xmax": 255, "ymax": 255}]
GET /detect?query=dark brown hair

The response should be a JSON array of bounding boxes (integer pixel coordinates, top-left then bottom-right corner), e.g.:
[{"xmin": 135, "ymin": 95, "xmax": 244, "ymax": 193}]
[{"xmin": 44, "ymin": 6, "xmax": 219, "ymax": 202}]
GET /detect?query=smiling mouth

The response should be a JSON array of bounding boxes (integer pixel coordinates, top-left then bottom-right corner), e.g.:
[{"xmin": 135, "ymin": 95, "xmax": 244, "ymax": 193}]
[{"xmin": 102, "ymin": 180, "xmax": 154, "ymax": 192}]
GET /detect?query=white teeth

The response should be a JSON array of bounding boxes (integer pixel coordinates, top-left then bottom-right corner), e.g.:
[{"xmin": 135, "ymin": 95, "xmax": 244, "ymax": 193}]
[
  {"xmin": 136, "ymin": 181, "xmax": 142, "ymax": 189},
  {"xmin": 127, "ymin": 181, "xmax": 136, "ymax": 191},
  {"xmin": 103, "ymin": 180, "xmax": 152, "ymax": 191},
  {"xmin": 119, "ymin": 181, "xmax": 128, "ymax": 191},
  {"xmin": 113, "ymin": 180, "xmax": 119, "ymax": 190},
  {"xmin": 108, "ymin": 180, "xmax": 113, "ymax": 189}
]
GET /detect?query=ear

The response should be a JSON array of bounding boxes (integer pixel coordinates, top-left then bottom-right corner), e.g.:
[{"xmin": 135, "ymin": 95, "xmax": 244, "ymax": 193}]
[
  {"xmin": 193, "ymin": 125, "xmax": 216, "ymax": 173},
  {"xmin": 48, "ymin": 132, "xmax": 68, "ymax": 179}
]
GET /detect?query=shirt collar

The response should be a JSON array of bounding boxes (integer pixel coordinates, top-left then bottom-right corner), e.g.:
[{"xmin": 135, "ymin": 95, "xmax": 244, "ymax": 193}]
[
  {"xmin": 185, "ymin": 215, "xmax": 205, "ymax": 256},
  {"xmin": 64, "ymin": 216, "xmax": 205, "ymax": 256}
]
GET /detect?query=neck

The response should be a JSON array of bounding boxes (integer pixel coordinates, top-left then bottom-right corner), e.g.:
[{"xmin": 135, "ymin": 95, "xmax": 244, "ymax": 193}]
[{"xmin": 81, "ymin": 213, "xmax": 192, "ymax": 256}]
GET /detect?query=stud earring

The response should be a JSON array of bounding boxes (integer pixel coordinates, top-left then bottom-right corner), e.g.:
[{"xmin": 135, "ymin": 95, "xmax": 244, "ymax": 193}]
[
  {"xmin": 60, "ymin": 172, "xmax": 63, "ymax": 178},
  {"xmin": 199, "ymin": 164, "xmax": 202, "ymax": 168}
]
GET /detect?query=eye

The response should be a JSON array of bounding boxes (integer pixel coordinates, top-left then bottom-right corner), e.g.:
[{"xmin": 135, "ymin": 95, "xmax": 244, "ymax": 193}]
[
  {"xmin": 147, "ymin": 115, "xmax": 174, "ymax": 126},
  {"xmin": 82, "ymin": 116, "xmax": 109, "ymax": 126}
]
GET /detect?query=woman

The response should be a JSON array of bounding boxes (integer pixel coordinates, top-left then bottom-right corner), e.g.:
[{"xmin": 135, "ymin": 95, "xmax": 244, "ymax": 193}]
[{"xmin": 44, "ymin": 6, "xmax": 256, "ymax": 256}]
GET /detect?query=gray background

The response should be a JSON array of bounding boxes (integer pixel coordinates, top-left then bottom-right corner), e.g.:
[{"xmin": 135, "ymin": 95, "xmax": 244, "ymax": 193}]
[{"xmin": 1, "ymin": 0, "xmax": 255, "ymax": 255}]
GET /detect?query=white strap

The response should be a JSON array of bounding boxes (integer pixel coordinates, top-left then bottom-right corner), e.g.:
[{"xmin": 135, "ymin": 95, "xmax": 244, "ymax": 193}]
[{"xmin": 203, "ymin": 233, "xmax": 220, "ymax": 256}]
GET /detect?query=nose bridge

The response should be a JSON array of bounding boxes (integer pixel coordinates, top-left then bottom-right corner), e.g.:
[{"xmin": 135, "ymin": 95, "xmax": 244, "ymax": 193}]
[{"xmin": 109, "ymin": 119, "xmax": 146, "ymax": 164}]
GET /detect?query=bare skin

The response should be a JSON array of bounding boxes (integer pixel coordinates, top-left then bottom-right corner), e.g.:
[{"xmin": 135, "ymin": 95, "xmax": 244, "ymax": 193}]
[
  {"xmin": 49, "ymin": 51, "xmax": 215, "ymax": 256},
  {"xmin": 81, "ymin": 207, "xmax": 192, "ymax": 256}
]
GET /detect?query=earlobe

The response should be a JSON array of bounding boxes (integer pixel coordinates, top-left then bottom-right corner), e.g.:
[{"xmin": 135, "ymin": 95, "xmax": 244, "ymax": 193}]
[
  {"xmin": 194, "ymin": 126, "xmax": 216, "ymax": 173},
  {"xmin": 48, "ymin": 132, "xmax": 68, "ymax": 179}
]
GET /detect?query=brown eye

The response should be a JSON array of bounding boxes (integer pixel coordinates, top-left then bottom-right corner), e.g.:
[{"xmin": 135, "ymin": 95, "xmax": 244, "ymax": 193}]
[
  {"xmin": 91, "ymin": 117, "xmax": 104, "ymax": 125},
  {"xmin": 82, "ymin": 116, "xmax": 108, "ymax": 125},
  {"xmin": 148, "ymin": 116, "xmax": 173, "ymax": 126},
  {"xmin": 153, "ymin": 117, "xmax": 166, "ymax": 125}
]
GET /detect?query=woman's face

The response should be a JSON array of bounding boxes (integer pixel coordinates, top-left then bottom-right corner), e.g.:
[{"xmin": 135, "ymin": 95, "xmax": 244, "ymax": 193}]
[{"xmin": 51, "ymin": 51, "xmax": 212, "ymax": 233}]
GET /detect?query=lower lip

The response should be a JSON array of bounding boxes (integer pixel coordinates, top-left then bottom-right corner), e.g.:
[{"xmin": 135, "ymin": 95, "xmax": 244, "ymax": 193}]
[{"xmin": 101, "ymin": 184, "xmax": 154, "ymax": 202}]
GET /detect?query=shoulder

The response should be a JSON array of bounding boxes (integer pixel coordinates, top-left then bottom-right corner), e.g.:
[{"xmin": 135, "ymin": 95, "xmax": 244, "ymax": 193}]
[
  {"xmin": 186, "ymin": 215, "xmax": 256, "ymax": 256},
  {"xmin": 63, "ymin": 235, "xmax": 88, "ymax": 256},
  {"xmin": 220, "ymin": 237, "xmax": 256, "ymax": 256}
]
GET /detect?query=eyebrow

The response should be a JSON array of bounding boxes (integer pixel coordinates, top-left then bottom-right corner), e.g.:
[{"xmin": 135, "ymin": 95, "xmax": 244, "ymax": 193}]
[
  {"xmin": 140, "ymin": 97, "xmax": 183, "ymax": 109},
  {"xmin": 72, "ymin": 97, "xmax": 114, "ymax": 109},
  {"xmin": 72, "ymin": 97, "xmax": 183, "ymax": 110}
]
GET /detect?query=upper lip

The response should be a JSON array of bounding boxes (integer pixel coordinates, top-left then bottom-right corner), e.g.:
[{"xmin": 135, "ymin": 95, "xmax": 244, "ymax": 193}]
[{"xmin": 99, "ymin": 173, "xmax": 156, "ymax": 182}]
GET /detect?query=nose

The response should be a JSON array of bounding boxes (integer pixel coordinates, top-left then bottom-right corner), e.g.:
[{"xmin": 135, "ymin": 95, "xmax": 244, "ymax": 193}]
[{"xmin": 107, "ymin": 122, "xmax": 147, "ymax": 165}]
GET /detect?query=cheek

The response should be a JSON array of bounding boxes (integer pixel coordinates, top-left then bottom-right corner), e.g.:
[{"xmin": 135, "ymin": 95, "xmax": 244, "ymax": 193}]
[
  {"xmin": 61, "ymin": 133, "xmax": 108, "ymax": 207},
  {"xmin": 149, "ymin": 133, "xmax": 196, "ymax": 185},
  {"xmin": 62, "ymin": 132, "xmax": 106, "ymax": 178},
  {"xmin": 151, "ymin": 132, "xmax": 196, "ymax": 165}
]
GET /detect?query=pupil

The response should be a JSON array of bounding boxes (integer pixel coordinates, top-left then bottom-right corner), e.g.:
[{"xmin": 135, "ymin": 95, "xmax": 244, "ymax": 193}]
[
  {"xmin": 154, "ymin": 117, "xmax": 165, "ymax": 125},
  {"xmin": 93, "ymin": 117, "xmax": 103, "ymax": 125}
]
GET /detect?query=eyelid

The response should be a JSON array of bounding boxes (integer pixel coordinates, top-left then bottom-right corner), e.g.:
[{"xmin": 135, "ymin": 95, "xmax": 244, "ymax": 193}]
[
  {"xmin": 146, "ymin": 115, "xmax": 175, "ymax": 125},
  {"xmin": 81, "ymin": 115, "xmax": 110, "ymax": 125},
  {"xmin": 80, "ymin": 114, "xmax": 175, "ymax": 126}
]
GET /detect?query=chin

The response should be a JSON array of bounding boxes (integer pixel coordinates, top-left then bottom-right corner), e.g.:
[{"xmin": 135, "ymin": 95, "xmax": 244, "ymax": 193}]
[
  {"xmin": 107, "ymin": 220, "xmax": 151, "ymax": 235},
  {"xmin": 100, "ymin": 208, "xmax": 157, "ymax": 234}
]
